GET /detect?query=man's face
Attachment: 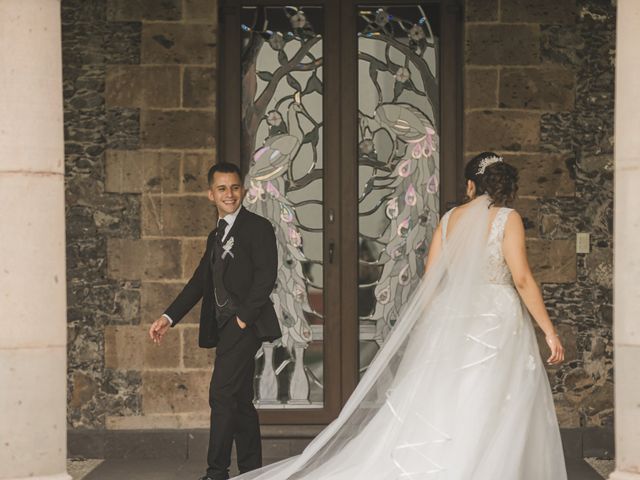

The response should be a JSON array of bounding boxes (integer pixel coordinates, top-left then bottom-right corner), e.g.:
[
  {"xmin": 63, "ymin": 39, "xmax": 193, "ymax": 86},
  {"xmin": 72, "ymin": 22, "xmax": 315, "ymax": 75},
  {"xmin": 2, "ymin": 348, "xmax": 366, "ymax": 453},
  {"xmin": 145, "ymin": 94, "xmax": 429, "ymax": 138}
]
[{"xmin": 208, "ymin": 172, "xmax": 245, "ymax": 217}]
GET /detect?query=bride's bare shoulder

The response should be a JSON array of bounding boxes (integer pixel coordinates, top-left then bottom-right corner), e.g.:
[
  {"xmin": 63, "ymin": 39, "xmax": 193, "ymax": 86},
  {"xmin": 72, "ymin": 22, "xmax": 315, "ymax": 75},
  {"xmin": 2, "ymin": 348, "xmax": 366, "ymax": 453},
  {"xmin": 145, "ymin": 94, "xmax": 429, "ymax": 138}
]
[
  {"xmin": 503, "ymin": 209, "xmax": 525, "ymax": 235},
  {"xmin": 438, "ymin": 206, "xmax": 456, "ymax": 222},
  {"xmin": 505, "ymin": 208, "xmax": 522, "ymax": 221}
]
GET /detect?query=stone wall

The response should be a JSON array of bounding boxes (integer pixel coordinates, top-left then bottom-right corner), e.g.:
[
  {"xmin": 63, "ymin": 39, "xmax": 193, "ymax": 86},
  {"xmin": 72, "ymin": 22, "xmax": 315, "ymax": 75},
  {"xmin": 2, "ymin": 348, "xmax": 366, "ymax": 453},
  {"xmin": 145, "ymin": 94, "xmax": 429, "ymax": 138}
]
[
  {"xmin": 64, "ymin": 0, "xmax": 218, "ymax": 429},
  {"xmin": 465, "ymin": 0, "xmax": 614, "ymax": 431},
  {"xmin": 64, "ymin": 0, "xmax": 614, "ymax": 440}
]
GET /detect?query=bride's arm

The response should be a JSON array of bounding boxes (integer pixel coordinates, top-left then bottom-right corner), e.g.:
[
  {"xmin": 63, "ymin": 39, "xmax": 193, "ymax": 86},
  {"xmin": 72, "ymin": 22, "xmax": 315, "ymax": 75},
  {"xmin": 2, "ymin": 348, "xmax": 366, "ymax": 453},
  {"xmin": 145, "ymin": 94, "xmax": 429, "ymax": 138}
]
[
  {"xmin": 503, "ymin": 211, "xmax": 565, "ymax": 365},
  {"xmin": 424, "ymin": 223, "xmax": 443, "ymax": 274}
]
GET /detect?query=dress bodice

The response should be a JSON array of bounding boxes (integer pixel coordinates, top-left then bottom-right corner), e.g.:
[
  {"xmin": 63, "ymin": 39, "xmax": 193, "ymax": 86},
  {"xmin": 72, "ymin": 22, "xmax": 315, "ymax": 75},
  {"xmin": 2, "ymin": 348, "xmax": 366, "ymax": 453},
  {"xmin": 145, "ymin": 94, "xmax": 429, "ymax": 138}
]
[{"xmin": 441, "ymin": 206, "xmax": 514, "ymax": 285}]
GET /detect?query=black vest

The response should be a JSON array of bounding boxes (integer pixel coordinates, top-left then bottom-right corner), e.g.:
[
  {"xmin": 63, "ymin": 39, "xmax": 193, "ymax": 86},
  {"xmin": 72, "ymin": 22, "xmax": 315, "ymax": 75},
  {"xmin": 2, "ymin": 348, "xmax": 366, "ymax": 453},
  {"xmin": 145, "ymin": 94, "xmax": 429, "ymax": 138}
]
[{"xmin": 213, "ymin": 224, "xmax": 237, "ymax": 327}]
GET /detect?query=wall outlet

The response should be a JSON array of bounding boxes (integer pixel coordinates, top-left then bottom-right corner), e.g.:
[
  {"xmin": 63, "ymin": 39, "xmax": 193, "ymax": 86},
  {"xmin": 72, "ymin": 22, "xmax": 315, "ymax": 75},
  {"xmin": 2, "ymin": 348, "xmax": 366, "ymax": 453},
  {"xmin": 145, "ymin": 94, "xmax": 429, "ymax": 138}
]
[{"xmin": 577, "ymin": 232, "xmax": 591, "ymax": 254}]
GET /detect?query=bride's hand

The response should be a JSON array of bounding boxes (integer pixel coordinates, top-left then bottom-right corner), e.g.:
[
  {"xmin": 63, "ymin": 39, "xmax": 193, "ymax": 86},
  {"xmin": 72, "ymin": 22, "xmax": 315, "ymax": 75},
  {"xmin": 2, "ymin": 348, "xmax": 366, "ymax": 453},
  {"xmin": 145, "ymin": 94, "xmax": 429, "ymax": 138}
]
[{"xmin": 545, "ymin": 333, "xmax": 565, "ymax": 365}]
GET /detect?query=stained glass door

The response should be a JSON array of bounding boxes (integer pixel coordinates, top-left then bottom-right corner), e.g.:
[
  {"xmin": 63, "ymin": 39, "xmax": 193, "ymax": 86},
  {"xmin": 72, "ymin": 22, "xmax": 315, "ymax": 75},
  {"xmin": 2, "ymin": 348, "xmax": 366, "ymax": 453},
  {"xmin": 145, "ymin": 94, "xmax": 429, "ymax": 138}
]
[
  {"xmin": 356, "ymin": 5, "xmax": 441, "ymax": 375},
  {"xmin": 218, "ymin": 0, "xmax": 462, "ymax": 425},
  {"xmin": 241, "ymin": 6, "xmax": 326, "ymax": 411}
]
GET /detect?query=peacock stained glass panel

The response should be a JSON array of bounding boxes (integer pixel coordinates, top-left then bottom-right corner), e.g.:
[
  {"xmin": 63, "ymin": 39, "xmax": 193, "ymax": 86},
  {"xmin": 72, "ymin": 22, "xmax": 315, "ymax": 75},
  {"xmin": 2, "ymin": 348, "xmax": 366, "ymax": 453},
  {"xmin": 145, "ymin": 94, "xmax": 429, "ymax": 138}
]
[
  {"xmin": 240, "ymin": 6, "xmax": 324, "ymax": 407},
  {"xmin": 357, "ymin": 5, "xmax": 441, "ymax": 375}
]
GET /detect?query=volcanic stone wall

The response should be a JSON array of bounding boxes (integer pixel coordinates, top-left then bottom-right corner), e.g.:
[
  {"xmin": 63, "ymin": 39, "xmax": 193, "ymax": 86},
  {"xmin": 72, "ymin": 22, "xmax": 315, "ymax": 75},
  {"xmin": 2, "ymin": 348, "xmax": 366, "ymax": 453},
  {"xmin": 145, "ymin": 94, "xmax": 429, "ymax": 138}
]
[
  {"xmin": 464, "ymin": 0, "xmax": 614, "ymax": 431},
  {"xmin": 64, "ymin": 0, "xmax": 217, "ymax": 430}
]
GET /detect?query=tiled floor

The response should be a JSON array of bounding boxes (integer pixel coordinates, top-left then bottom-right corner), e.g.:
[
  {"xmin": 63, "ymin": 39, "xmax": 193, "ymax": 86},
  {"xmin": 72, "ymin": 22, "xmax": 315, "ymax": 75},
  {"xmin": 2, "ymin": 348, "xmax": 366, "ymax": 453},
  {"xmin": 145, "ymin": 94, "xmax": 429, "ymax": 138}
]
[{"xmin": 70, "ymin": 456, "xmax": 611, "ymax": 479}]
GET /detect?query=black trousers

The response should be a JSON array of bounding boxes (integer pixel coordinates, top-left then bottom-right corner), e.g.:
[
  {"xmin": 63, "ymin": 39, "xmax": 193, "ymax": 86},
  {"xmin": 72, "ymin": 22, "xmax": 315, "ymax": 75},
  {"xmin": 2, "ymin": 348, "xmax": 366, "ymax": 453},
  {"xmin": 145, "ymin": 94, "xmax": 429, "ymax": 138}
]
[{"xmin": 207, "ymin": 318, "xmax": 263, "ymax": 480}]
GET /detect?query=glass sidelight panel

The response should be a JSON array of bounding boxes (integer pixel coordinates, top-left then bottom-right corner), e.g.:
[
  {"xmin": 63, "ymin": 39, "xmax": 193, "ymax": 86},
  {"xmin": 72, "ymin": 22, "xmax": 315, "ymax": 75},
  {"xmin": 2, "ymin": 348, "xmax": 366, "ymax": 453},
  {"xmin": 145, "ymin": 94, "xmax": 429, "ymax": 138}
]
[
  {"xmin": 239, "ymin": 6, "xmax": 325, "ymax": 408},
  {"xmin": 357, "ymin": 5, "xmax": 441, "ymax": 375}
]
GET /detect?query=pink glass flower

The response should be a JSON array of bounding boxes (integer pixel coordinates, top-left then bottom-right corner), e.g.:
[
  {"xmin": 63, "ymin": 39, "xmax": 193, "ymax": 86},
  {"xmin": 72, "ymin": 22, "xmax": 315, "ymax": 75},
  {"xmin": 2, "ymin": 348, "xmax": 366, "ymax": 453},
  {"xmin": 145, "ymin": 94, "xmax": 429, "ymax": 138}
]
[
  {"xmin": 398, "ymin": 159, "xmax": 412, "ymax": 177},
  {"xmin": 397, "ymin": 218, "xmax": 410, "ymax": 237},
  {"xmin": 289, "ymin": 227, "xmax": 302, "ymax": 247},
  {"xmin": 266, "ymin": 181, "xmax": 281, "ymax": 199},
  {"xmin": 405, "ymin": 184, "xmax": 417, "ymax": 206},
  {"xmin": 280, "ymin": 205, "xmax": 294, "ymax": 223},
  {"xmin": 398, "ymin": 264, "xmax": 411, "ymax": 285},
  {"xmin": 426, "ymin": 175, "xmax": 439, "ymax": 194},
  {"xmin": 376, "ymin": 285, "xmax": 391, "ymax": 304}
]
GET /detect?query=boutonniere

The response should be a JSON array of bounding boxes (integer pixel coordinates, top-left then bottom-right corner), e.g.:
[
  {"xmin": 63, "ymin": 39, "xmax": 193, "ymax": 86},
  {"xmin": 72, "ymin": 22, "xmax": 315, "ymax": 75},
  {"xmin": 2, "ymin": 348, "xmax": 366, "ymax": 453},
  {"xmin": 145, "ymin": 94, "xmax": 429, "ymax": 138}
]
[{"xmin": 222, "ymin": 236, "xmax": 235, "ymax": 259}]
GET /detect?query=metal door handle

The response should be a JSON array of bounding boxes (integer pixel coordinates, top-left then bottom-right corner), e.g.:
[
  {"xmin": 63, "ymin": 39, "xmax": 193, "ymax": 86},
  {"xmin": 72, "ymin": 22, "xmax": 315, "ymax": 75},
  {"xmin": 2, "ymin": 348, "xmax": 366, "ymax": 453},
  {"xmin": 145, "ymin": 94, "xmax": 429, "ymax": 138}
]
[{"xmin": 328, "ymin": 242, "xmax": 335, "ymax": 264}]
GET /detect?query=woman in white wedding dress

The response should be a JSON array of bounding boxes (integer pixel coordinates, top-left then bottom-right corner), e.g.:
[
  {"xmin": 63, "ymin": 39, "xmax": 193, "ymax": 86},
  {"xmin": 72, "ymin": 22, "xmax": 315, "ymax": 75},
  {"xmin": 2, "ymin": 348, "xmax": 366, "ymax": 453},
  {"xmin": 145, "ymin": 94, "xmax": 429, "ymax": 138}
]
[{"xmin": 237, "ymin": 152, "xmax": 567, "ymax": 480}]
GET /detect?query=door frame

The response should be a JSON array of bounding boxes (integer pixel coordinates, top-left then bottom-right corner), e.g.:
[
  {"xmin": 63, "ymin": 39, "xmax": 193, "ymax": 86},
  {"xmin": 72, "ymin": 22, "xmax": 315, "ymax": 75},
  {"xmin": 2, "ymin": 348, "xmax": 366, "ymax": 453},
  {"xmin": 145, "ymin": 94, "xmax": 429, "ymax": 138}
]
[{"xmin": 217, "ymin": 0, "xmax": 464, "ymax": 425}]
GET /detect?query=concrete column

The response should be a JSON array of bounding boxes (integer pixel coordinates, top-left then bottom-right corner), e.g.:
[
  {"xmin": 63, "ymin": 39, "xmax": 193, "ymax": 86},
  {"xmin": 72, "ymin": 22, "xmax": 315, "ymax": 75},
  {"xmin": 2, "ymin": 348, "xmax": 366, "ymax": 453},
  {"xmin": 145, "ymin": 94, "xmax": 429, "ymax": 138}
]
[
  {"xmin": 0, "ymin": 1, "xmax": 70, "ymax": 479},
  {"xmin": 610, "ymin": 1, "xmax": 640, "ymax": 479}
]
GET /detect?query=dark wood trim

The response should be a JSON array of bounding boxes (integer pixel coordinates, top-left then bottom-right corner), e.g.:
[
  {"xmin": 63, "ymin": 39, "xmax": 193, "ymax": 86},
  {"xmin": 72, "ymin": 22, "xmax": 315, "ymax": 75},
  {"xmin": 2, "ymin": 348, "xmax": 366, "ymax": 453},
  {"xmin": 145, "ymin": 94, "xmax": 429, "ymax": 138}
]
[
  {"xmin": 258, "ymin": 408, "xmax": 337, "ymax": 424},
  {"xmin": 232, "ymin": 0, "xmax": 328, "ymax": 4},
  {"xmin": 217, "ymin": 0, "xmax": 465, "ymax": 425},
  {"xmin": 439, "ymin": 0, "xmax": 465, "ymax": 211},
  {"xmin": 338, "ymin": 0, "xmax": 360, "ymax": 405},
  {"xmin": 217, "ymin": 5, "xmax": 242, "ymax": 169},
  {"xmin": 455, "ymin": 0, "xmax": 466, "ymax": 202},
  {"xmin": 321, "ymin": 0, "xmax": 344, "ymax": 421},
  {"xmin": 259, "ymin": 0, "xmax": 345, "ymax": 425}
]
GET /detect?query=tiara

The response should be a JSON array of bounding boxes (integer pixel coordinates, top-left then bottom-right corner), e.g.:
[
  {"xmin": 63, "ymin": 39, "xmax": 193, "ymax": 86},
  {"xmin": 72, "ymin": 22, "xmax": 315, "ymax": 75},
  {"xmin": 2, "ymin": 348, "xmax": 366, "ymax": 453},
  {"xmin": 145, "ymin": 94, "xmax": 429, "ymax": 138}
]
[{"xmin": 476, "ymin": 155, "xmax": 503, "ymax": 175}]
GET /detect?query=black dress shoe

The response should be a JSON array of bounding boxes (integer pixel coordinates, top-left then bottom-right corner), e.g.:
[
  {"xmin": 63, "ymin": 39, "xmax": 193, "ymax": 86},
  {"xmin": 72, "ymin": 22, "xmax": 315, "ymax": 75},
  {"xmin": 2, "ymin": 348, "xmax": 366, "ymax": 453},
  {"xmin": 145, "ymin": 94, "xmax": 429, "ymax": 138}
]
[{"xmin": 199, "ymin": 476, "xmax": 228, "ymax": 480}]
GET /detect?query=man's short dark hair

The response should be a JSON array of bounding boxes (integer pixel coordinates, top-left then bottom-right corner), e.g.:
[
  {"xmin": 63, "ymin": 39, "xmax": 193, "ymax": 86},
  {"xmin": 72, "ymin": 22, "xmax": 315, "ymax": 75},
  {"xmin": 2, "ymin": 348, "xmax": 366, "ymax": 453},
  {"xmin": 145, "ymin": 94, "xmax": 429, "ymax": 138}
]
[{"xmin": 207, "ymin": 162, "xmax": 244, "ymax": 186}]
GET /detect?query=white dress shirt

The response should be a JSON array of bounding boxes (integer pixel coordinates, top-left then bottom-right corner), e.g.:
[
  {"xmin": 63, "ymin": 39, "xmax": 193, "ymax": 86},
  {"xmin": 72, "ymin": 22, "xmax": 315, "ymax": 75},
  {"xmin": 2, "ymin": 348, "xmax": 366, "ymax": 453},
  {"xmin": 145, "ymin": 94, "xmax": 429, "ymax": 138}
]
[
  {"xmin": 163, "ymin": 207, "xmax": 242, "ymax": 326},
  {"xmin": 217, "ymin": 206, "xmax": 240, "ymax": 242}
]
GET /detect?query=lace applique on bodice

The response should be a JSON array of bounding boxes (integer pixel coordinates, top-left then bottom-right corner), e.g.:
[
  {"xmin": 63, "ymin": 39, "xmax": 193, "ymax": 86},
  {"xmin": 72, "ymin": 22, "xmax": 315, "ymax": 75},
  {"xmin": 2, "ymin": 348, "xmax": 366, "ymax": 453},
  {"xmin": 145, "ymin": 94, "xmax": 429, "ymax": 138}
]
[
  {"xmin": 441, "ymin": 206, "xmax": 514, "ymax": 285},
  {"xmin": 486, "ymin": 208, "xmax": 514, "ymax": 284}
]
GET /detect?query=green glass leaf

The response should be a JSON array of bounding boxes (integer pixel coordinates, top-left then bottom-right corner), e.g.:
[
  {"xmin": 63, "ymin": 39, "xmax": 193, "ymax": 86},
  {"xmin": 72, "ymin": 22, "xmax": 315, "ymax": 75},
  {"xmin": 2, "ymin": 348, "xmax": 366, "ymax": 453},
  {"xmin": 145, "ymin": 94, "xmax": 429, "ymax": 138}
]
[
  {"xmin": 393, "ymin": 81, "xmax": 404, "ymax": 101},
  {"xmin": 286, "ymin": 74, "xmax": 302, "ymax": 91},
  {"xmin": 368, "ymin": 56, "xmax": 389, "ymax": 72},
  {"xmin": 369, "ymin": 63, "xmax": 379, "ymax": 83},
  {"xmin": 302, "ymin": 128, "xmax": 319, "ymax": 146},
  {"xmin": 278, "ymin": 50, "xmax": 288, "ymax": 65},
  {"xmin": 303, "ymin": 74, "xmax": 323, "ymax": 95}
]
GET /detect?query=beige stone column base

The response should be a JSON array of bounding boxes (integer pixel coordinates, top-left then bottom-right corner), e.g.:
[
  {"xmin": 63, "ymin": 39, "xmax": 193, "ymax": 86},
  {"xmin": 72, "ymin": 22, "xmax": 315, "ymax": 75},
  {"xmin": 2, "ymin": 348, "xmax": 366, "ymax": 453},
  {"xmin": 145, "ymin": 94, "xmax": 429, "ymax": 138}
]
[
  {"xmin": 609, "ymin": 472, "xmax": 640, "ymax": 480},
  {"xmin": 4, "ymin": 475, "xmax": 71, "ymax": 480}
]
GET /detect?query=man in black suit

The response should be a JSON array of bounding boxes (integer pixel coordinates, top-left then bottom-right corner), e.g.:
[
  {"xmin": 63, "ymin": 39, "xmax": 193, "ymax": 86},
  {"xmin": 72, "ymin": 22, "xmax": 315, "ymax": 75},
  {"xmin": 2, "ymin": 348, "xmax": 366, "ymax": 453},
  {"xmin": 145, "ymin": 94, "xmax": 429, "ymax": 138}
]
[{"xmin": 149, "ymin": 162, "xmax": 281, "ymax": 480}]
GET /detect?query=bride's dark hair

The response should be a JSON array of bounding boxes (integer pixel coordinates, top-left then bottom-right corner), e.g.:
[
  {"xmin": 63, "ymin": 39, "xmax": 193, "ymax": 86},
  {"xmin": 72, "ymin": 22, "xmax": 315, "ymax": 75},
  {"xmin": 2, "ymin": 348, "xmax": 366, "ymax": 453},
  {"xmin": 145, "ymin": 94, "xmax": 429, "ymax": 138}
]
[{"xmin": 464, "ymin": 151, "xmax": 519, "ymax": 206}]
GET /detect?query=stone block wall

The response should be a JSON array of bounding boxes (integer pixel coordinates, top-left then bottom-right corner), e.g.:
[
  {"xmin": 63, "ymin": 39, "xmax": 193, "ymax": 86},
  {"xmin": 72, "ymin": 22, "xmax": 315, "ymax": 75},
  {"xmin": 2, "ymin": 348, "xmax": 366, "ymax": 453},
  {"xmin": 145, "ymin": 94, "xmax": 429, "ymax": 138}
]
[
  {"xmin": 64, "ymin": 0, "xmax": 614, "ymax": 436},
  {"xmin": 465, "ymin": 0, "xmax": 614, "ymax": 428},
  {"xmin": 64, "ymin": 0, "xmax": 218, "ymax": 430}
]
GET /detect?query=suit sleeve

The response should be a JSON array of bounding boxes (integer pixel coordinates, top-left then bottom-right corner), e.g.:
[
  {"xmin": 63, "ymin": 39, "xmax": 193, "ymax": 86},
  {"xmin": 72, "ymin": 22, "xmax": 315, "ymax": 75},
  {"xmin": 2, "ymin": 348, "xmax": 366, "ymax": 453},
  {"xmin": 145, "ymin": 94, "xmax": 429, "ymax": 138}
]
[
  {"xmin": 163, "ymin": 235, "xmax": 211, "ymax": 327},
  {"xmin": 237, "ymin": 219, "xmax": 278, "ymax": 327}
]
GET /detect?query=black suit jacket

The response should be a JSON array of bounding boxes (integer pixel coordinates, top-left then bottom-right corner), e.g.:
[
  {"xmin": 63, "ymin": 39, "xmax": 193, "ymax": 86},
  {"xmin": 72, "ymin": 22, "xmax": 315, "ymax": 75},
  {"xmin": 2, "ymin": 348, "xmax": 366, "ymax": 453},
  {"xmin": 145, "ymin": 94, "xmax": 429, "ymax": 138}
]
[{"xmin": 164, "ymin": 207, "xmax": 282, "ymax": 348}]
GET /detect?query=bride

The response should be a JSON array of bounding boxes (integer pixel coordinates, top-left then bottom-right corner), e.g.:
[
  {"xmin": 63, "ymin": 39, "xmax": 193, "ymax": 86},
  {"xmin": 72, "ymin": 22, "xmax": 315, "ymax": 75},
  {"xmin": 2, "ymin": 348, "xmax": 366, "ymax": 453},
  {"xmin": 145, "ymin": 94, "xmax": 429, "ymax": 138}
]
[{"xmin": 237, "ymin": 152, "xmax": 567, "ymax": 480}]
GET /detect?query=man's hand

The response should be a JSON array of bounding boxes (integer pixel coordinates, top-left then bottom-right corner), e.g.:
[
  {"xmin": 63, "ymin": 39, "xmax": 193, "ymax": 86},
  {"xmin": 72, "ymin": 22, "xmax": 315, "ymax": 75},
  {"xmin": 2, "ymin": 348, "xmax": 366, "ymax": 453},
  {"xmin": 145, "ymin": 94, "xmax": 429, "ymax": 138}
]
[
  {"xmin": 236, "ymin": 316, "xmax": 247, "ymax": 329},
  {"xmin": 149, "ymin": 316, "xmax": 171, "ymax": 344}
]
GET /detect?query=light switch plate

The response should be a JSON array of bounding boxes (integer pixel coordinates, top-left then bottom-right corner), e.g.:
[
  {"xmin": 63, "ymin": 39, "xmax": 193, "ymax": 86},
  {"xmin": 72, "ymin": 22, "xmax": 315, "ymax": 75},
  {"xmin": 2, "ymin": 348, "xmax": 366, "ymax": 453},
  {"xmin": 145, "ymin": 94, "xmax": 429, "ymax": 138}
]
[{"xmin": 576, "ymin": 232, "xmax": 591, "ymax": 254}]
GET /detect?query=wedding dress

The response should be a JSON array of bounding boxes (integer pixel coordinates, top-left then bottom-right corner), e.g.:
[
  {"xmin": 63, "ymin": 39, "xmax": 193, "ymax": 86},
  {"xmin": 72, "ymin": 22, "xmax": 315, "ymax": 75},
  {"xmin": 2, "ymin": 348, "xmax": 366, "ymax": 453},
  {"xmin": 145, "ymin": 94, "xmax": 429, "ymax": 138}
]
[{"xmin": 237, "ymin": 195, "xmax": 567, "ymax": 480}]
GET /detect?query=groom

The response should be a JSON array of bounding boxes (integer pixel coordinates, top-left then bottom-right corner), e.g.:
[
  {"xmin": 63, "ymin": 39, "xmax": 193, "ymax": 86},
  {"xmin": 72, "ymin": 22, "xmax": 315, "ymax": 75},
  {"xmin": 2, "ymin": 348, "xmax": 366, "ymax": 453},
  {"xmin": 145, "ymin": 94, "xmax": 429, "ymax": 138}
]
[{"xmin": 148, "ymin": 162, "xmax": 281, "ymax": 480}]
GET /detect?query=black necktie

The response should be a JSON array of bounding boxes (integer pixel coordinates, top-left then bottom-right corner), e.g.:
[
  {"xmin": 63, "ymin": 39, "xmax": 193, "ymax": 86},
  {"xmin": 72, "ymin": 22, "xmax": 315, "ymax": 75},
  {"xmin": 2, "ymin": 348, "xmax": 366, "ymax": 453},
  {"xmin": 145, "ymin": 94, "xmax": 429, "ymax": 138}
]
[{"xmin": 215, "ymin": 218, "xmax": 228, "ymax": 244}]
